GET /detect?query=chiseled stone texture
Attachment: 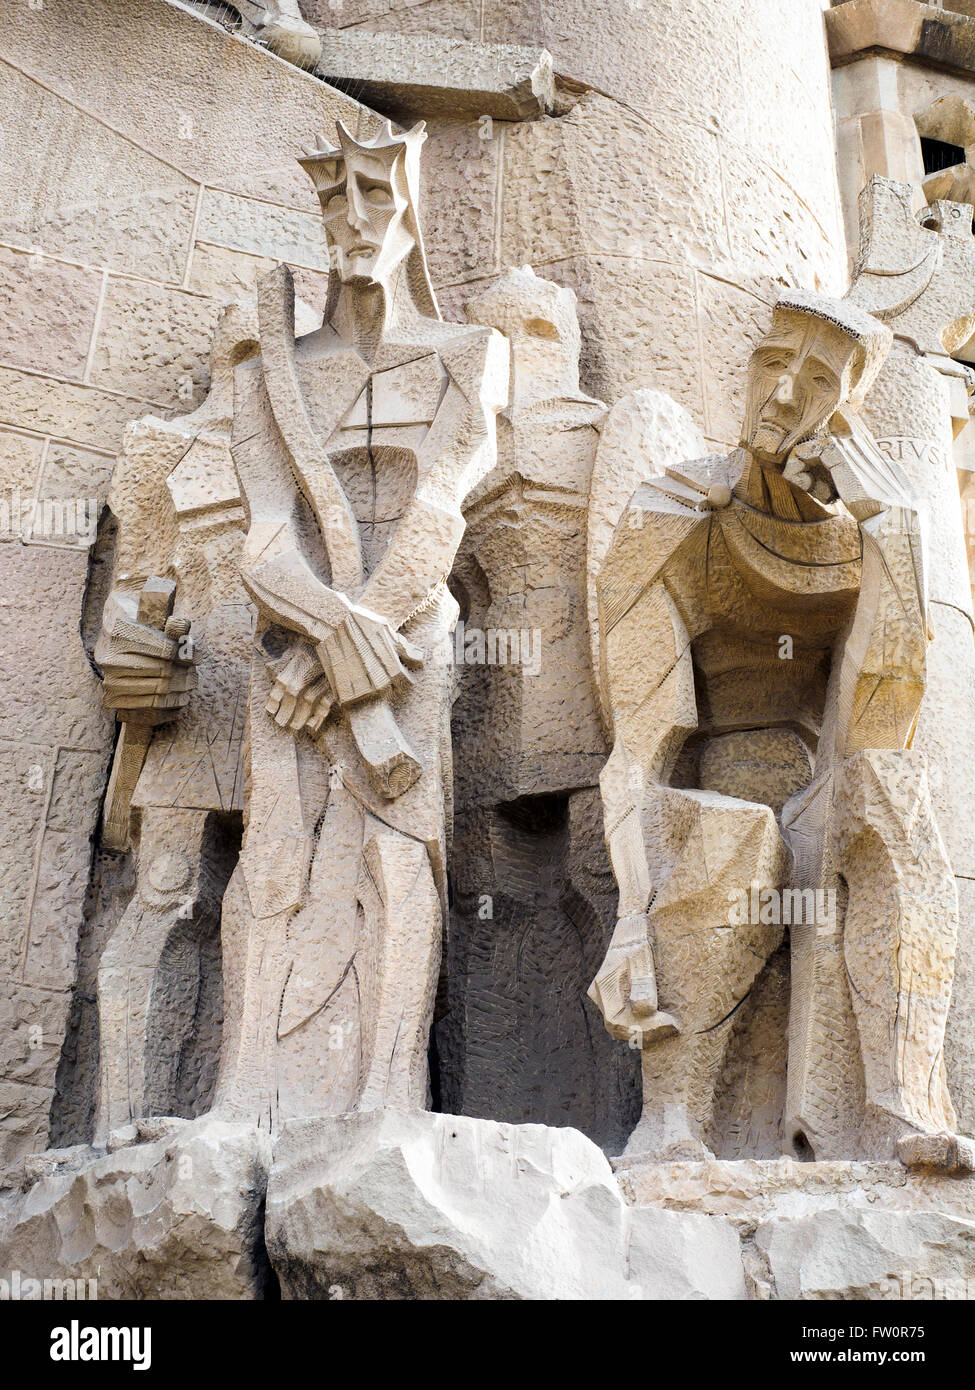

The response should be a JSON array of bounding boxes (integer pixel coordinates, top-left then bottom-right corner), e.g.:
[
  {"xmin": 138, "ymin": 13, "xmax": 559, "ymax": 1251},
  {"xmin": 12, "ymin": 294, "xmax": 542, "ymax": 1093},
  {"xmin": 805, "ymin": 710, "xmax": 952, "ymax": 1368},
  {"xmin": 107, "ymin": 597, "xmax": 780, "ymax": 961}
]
[
  {"xmin": 947, "ymin": 876, "xmax": 975, "ymax": 1138},
  {"xmin": 265, "ymin": 1111, "xmax": 746, "ymax": 1300},
  {"xmin": 0, "ymin": 542, "xmax": 112, "ymax": 1184},
  {"xmin": 754, "ymin": 1209, "xmax": 975, "ymax": 1301},
  {"xmin": 0, "ymin": 1120, "xmax": 273, "ymax": 1300},
  {"xmin": 619, "ymin": 1157, "xmax": 975, "ymax": 1299},
  {"xmin": 317, "ymin": 29, "xmax": 555, "ymax": 119},
  {"xmin": 0, "ymin": 0, "xmax": 375, "ymax": 1182}
]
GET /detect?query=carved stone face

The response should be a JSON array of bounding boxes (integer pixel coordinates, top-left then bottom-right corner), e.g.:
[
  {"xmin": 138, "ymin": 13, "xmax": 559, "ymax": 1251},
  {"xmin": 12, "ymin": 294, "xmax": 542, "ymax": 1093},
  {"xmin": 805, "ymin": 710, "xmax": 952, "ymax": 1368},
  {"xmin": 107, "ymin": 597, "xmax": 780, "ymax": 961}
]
[
  {"xmin": 321, "ymin": 149, "xmax": 415, "ymax": 290},
  {"xmin": 742, "ymin": 315, "xmax": 860, "ymax": 463}
]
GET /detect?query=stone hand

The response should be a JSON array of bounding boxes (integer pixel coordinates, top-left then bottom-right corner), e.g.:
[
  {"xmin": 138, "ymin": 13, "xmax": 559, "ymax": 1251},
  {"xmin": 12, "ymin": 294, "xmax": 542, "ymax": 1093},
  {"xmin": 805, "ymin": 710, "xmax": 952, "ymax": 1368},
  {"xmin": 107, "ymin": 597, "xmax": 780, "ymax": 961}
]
[
  {"xmin": 98, "ymin": 613, "xmax": 197, "ymax": 723},
  {"xmin": 587, "ymin": 913, "xmax": 679, "ymax": 1047},
  {"xmin": 317, "ymin": 601, "xmax": 423, "ymax": 708},
  {"xmin": 266, "ymin": 644, "xmax": 333, "ymax": 736},
  {"xmin": 782, "ymin": 441, "xmax": 839, "ymax": 504}
]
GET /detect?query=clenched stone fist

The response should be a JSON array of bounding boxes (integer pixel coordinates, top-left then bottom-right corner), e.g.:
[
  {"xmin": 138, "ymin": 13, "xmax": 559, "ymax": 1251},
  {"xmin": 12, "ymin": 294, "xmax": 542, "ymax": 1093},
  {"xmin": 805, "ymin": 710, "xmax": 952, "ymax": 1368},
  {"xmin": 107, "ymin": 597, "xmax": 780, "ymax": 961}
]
[
  {"xmin": 316, "ymin": 602, "xmax": 423, "ymax": 708},
  {"xmin": 95, "ymin": 580, "xmax": 197, "ymax": 724}
]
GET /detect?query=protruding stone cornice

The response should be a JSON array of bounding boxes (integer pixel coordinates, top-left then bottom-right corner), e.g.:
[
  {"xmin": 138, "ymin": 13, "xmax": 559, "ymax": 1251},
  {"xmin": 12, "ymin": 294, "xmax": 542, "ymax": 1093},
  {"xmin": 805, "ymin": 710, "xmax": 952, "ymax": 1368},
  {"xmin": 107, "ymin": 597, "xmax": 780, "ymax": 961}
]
[{"xmin": 828, "ymin": 0, "xmax": 975, "ymax": 75}]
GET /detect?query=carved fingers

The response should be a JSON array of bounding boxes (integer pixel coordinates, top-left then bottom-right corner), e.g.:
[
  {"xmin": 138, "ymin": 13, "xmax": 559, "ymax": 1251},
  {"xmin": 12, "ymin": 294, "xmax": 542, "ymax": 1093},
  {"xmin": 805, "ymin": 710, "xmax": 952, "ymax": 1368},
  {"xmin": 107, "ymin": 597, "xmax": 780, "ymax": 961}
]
[
  {"xmin": 98, "ymin": 612, "xmax": 197, "ymax": 722},
  {"xmin": 782, "ymin": 446, "xmax": 839, "ymax": 505},
  {"xmin": 317, "ymin": 604, "xmax": 422, "ymax": 707},
  {"xmin": 266, "ymin": 644, "xmax": 333, "ymax": 735},
  {"xmin": 265, "ymin": 607, "xmax": 424, "ymax": 741}
]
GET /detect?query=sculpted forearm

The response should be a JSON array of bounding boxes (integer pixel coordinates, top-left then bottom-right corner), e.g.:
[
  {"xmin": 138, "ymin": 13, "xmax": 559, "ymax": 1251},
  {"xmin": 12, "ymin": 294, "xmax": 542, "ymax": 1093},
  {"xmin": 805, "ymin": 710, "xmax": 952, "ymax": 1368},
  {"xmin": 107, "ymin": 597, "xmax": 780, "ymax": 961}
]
[
  {"xmin": 240, "ymin": 521, "xmax": 350, "ymax": 640},
  {"xmin": 355, "ymin": 497, "xmax": 465, "ymax": 630}
]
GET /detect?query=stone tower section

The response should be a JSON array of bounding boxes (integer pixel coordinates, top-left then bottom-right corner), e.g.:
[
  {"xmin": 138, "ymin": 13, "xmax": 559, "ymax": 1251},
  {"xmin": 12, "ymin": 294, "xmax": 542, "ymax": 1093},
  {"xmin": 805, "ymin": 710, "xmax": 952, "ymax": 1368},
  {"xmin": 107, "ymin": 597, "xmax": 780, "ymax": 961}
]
[{"xmin": 305, "ymin": 0, "xmax": 848, "ymax": 446}]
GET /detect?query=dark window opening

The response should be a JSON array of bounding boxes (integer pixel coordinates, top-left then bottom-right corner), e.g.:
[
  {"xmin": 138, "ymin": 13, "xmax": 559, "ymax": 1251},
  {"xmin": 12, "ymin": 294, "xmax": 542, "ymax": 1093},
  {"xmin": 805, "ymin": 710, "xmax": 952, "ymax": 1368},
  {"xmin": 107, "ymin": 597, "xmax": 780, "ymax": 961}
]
[{"xmin": 921, "ymin": 136, "xmax": 966, "ymax": 175}]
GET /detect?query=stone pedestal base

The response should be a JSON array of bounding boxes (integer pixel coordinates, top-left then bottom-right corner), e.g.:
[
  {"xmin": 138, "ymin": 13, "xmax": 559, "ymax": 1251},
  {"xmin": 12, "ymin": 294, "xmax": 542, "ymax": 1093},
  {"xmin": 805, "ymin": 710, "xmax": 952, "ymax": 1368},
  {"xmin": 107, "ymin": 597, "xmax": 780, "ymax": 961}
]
[
  {"xmin": 3, "ymin": 1116, "xmax": 975, "ymax": 1299},
  {"xmin": 264, "ymin": 1110, "xmax": 745, "ymax": 1300},
  {"xmin": 615, "ymin": 1156, "xmax": 975, "ymax": 1299}
]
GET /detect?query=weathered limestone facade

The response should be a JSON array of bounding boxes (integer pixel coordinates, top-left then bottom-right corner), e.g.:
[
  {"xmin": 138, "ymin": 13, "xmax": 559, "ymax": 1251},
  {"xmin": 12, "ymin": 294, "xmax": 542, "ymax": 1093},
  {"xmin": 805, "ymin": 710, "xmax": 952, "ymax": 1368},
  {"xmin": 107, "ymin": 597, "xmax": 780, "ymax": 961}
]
[{"xmin": 3, "ymin": 0, "xmax": 975, "ymax": 1302}]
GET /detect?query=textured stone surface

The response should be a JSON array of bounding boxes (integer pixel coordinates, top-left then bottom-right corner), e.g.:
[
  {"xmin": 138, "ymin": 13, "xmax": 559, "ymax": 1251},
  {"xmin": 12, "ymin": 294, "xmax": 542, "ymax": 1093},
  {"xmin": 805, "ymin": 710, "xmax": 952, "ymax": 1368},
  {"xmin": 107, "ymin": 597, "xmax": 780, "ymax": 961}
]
[
  {"xmin": 317, "ymin": 31, "xmax": 555, "ymax": 119},
  {"xmin": 0, "ymin": 247, "xmax": 102, "ymax": 382},
  {"xmin": 755, "ymin": 1208, "xmax": 975, "ymax": 1300},
  {"xmin": 0, "ymin": 1119, "xmax": 273, "ymax": 1298},
  {"xmin": 265, "ymin": 1110, "xmax": 746, "ymax": 1299},
  {"xmin": 441, "ymin": 268, "xmax": 637, "ymax": 1147}
]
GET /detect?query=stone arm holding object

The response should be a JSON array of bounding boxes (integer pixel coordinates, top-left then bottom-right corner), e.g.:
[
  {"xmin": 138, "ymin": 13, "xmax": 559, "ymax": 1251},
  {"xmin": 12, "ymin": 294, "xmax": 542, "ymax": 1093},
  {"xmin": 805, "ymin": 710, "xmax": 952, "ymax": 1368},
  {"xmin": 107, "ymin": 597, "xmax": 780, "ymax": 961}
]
[
  {"xmin": 232, "ymin": 320, "xmax": 508, "ymax": 794},
  {"xmin": 93, "ymin": 575, "xmax": 198, "ymax": 850}
]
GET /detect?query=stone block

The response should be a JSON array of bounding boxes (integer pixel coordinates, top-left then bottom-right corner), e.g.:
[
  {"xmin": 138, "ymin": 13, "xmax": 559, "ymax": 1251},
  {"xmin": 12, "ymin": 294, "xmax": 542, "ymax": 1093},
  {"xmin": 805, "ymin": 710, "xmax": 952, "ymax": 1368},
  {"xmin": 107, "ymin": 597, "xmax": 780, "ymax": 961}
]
[
  {"xmin": 88, "ymin": 277, "xmax": 225, "ymax": 410},
  {"xmin": 755, "ymin": 1206, "xmax": 975, "ymax": 1299},
  {"xmin": 265, "ymin": 1109, "xmax": 746, "ymax": 1299},
  {"xmin": 0, "ymin": 1119, "xmax": 274, "ymax": 1298},
  {"xmin": 317, "ymin": 31, "xmax": 554, "ymax": 119},
  {"xmin": 0, "ymin": 246, "xmax": 101, "ymax": 382}
]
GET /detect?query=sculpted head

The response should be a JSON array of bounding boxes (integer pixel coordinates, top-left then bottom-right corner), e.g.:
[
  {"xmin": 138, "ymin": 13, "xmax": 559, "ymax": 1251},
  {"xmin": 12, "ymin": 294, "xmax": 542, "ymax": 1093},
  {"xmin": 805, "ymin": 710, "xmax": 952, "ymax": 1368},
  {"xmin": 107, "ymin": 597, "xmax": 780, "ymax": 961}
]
[
  {"xmin": 299, "ymin": 120, "xmax": 438, "ymax": 318},
  {"xmin": 467, "ymin": 265, "xmax": 584, "ymax": 403},
  {"xmin": 741, "ymin": 291, "xmax": 891, "ymax": 464}
]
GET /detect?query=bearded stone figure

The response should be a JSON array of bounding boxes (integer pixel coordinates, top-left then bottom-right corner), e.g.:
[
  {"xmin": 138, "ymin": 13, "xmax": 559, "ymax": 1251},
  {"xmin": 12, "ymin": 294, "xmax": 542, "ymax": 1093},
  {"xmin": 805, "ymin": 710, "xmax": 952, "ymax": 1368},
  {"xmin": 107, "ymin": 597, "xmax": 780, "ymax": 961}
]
[
  {"xmin": 215, "ymin": 121, "xmax": 508, "ymax": 1128},
  {"xmin": 588, "ymin": 289, "xmax": 970, "ymax": 1170}
]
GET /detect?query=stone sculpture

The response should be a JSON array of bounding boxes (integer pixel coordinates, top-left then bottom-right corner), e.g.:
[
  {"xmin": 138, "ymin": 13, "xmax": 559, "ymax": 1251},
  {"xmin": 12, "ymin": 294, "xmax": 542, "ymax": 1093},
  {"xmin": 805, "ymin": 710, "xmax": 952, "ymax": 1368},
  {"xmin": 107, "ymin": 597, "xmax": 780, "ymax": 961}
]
[
  {"xmin": 588, "ymin": 280, "xmax": 971, "ymax": 1168},
  {"xmin": 216, "ymin": 120, "xmax": 508, "ymax": 1127},
  {"xmin": 843, "ymin": 178, "xmax": 975, "ymax": 1144},
  {"xmin": 438, "ymin": 265, "xmax": 640, "ymax": 1149},
  {"xmin": 88, "ymin": 300, "xmax": 277, "ymax": 1142},
  {"xmin": 13, "ymin": 0, "xmax": 975, "ymax": 1309}
]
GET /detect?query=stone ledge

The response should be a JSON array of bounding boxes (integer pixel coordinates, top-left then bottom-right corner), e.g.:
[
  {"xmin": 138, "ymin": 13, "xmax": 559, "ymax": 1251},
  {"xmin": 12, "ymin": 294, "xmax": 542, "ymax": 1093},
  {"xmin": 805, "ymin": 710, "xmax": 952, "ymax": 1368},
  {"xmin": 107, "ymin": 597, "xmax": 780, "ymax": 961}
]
[
  {"xmin": 829, "ymin": 0, "xmax": 975, "ymax": 76},
  {"xmin": 314, "ymin": 32, "xmax": 559, "ymax": 121},
  {"xmin": 615, "ymin": 1155, "xmax": 975, "ymax": 1224},
  {"xmin": 6, "ymin": 1119, "xmax": 975, "ymax": 1299}
]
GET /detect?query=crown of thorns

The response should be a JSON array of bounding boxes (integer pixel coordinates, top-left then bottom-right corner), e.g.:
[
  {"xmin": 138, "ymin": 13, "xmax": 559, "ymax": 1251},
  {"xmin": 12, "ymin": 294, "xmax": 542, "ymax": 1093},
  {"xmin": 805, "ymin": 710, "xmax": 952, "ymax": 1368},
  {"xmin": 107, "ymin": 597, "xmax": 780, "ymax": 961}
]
[{"xmin": 298, "ymin": 119, "xmax": 427, "ymax": 210}]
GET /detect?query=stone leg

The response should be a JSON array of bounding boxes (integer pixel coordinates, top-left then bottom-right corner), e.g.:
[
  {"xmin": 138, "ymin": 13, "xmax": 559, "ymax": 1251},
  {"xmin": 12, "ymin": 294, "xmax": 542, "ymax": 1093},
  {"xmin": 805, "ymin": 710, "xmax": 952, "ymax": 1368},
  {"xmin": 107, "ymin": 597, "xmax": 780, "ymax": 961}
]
[
  {"xmin": 210, "ymin": 862, "xmax": 299, "ymax": 1130},
  {"xmin": 274, "ymin": 796, "xmax": 442, "ymax": 1119},
  {"xmin": 214, "ymin": 778, "xmax": 442, "ymax": 1127},
  {"xmin": 596, "ymin": 779, "xmax": 788, "ymax": 1160},
  {"xmin": 782, "ymin": 770, "xmax": 865, "ymax": 1159},
  {"xmin": 95, "ymin": 807, "xmax": 209, "ymax": 1143},
  {"xmin": 833, "ymin": 749, "xmax": 966, "ymax": 1164},
  {"xmin": 357, "ymin": 827, "xmax": 442, "ymax": 1111},
  {"xmin": 211, "ymin": 640, "xmax": 316, "ymax": 1128}
]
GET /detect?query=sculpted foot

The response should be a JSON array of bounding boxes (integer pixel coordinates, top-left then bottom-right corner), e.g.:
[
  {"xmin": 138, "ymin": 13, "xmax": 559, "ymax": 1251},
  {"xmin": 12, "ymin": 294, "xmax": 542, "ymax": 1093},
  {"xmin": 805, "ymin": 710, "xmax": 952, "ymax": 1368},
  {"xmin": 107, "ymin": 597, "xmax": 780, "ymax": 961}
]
[
  {"xmin": 896, "ymin": 1131, "xmax": 975, "ymax": 1174},
  {"xmin": 620, "ymin": 1109, "xmax": 714, "ymax": 1163}
]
